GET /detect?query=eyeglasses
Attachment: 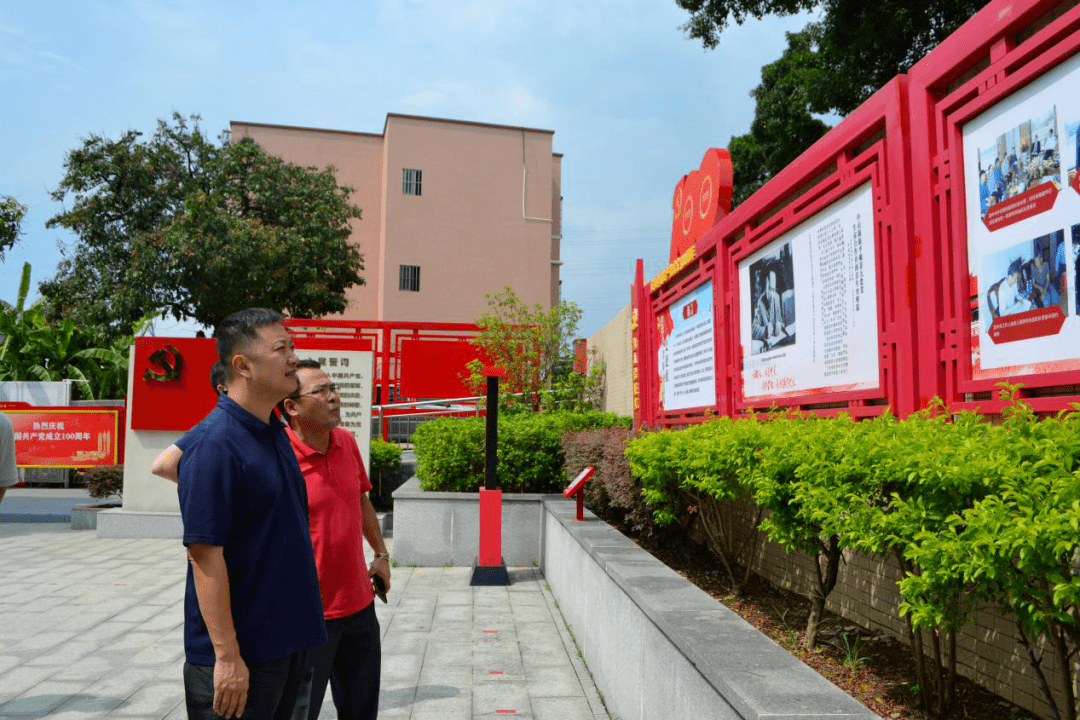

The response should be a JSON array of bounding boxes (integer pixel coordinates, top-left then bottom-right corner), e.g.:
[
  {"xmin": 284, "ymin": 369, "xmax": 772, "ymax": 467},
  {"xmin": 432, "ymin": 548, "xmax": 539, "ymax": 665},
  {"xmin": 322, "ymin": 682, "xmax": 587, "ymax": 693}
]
[{"xmin": 295, "ymin": 383, "xmax": 339, "ymax": 400}]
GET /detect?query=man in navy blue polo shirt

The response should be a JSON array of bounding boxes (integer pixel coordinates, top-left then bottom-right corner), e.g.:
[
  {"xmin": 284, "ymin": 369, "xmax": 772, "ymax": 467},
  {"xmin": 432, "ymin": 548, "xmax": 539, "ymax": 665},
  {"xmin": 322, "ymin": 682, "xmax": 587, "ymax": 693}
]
[{"xmin": 178, "ymin": 308, "xmax": 326, "ymax": 720}]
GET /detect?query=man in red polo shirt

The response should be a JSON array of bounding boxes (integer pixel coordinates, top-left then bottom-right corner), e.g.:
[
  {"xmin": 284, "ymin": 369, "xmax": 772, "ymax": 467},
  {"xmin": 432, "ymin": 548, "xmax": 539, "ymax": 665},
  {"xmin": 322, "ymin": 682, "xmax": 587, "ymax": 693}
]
[{"xmin": 281, "ymin": 359, "xmax": 390, "ymax": 720}]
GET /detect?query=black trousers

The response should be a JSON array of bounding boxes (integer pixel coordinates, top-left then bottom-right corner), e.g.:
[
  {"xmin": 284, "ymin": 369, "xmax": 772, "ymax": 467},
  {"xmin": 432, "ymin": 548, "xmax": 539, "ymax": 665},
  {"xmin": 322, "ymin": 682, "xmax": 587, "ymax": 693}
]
[
  {"xmin": 184, "ymin": 650, "xmax": 311, "ymax": 720},
  {"xmin": 294, "ymin": 602, "xmax": 381, "ymax": 720}
]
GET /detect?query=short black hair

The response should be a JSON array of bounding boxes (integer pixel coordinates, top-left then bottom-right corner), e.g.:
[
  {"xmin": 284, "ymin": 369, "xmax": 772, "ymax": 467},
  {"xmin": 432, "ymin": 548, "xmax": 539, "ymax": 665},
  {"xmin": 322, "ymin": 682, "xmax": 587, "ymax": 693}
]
[
  {"xmin": 277, "ymin": 358, "xmax": 322, "ymax": 421},
  {"xmin": 209, "ymin": 361, "xmax": 227, "ymax": 392},
  {"xmin": 214, "ymin": 308, "xmax": 286, "ymax": 379}
]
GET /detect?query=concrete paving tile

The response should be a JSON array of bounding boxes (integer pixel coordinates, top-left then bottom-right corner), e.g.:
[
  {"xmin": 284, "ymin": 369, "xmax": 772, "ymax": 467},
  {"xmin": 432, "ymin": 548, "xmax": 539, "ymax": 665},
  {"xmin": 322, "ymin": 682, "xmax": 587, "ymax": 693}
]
[
  {"xmin": 0, "ymin": 680, "xmax": 91, "ymax": 716},
  {"xmin": 386, "ymin": 612, "xmax": 433, "ymax": 632},
  {"xmin": 525, "ymin": 665, "xmax": 584, "ymax": 697},
  {"xmin": 436, "ymin": 589, "xmax": 474, "ymax": 605},
  {"xmin": 127, "ymin": 642, "xmax": 185, "ymax": 667},
  {"xmin": 511, "ymin": 605, "xmax": 554, "ymax": 623},
  {"xmin": 163, "ymin": 701, "xmax": 188, "ymax": 720},
  {"xmin": 381, "ymin": 653, "xmax": 424, "ymax": 684},
  {"xmin": 531, "ymin": 695, "xmax": 599, "ymax": 720},
  {"xmin": 53, "ymin": 611, "xmax": 117, "ymax": 632},
  {"xmin": 0, "ymin": 654, "xmax": 21, "ymax": 674},
  {"xmin": 378, "ymin": 685, "xmax": 417, "ymax": 712},
  {"xmin": 107, "ymin": 681, "xmax": 185, "ymax": 717},
  {"xmin": 423, "ymin": 639, "xmax": 472, "ymax": 666},
  {"xmin": 410, "ymin": 704, "xmax": 471, "ymax": 720},
  {"xmin": 0, "ymin": 664, "xmax": 59, "ymax": 703},
  {"xmin": 473, "ymin": 630, "xmax": 518, "ymax": 650},
  {"xmin": 110, "ymin": 604, "xmax": 166, "ymax": 624},
  {"xmin": 50, "ymin": 656, "xmax": 117, "ymax": 682},
  {"xmin": 14, "ymin": 594, "xmax": 71, "ymax": 613},
  {"xmin": 381, "ymin": 629, "xmax": 429, "ymax": 654},
  {"xmin": 25, "ymin": 640, "xmax": 99, "ymax": 667},
  {"xmin": 79, "ymin": 620, "xmax": 140, "ymax": 644},
  {"xmin": 418, "ymin": 665, "xmax": 473, "ymax": 688},
  {"xmin": 426, "ymin": 624, "xmax": 473, "ymax": 642},
  {"xmin": 472, "ymin": 611, "xmax": 515, "ymax": 629},
  {"xmin": 509, "ymin": 592, "xmax": 548, "ymax": 607},
  {"xmin": 432, "ymin": 604, "xmax": 473, "ymax": 624},
  {"xmin": 131, "ymin": 611, "xmax": 183, "ymax": 634},
  {"xmin": 473, "ymin": 666, "xmax": 526, "ymax": 686},
  {"xmin": 520, "ymin": 640, "xmax": 572, "ymax": 668},
  {"xmin": 46, "ymin": 708, "xmax": 116, "ymax": 720},
  {"xmin": 472, "ymin": 682, "xmax": 530, "ymax": 717},
  {"xmin": 472, "ymin": 651, "xmax": 524, "ymax": 677},
  {"xmin": 78, "ymin": 667, "xmax": 161, "ymax": 701}
]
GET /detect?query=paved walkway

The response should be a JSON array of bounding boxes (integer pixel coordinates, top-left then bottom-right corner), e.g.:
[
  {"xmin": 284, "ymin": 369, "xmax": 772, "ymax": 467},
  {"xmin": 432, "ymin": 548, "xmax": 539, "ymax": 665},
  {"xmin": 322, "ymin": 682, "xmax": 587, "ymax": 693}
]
[
  {"xmin": 0, "ymin": 522, "xmax": 610, "ymax": 719},
  {"xmin": 0, "ymin": 489, "xmax": 99, "ymax": 523}
]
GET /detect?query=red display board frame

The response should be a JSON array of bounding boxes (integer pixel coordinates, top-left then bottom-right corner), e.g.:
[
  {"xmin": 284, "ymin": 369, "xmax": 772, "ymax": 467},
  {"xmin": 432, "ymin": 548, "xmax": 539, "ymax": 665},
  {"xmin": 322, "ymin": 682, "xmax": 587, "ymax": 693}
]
[
  {"xmin": 724, "ymin": 77, "xmax": 917, "ymax": 418},
  {"xmin": 908, "ymin": 0, "xmax": 1080, "ymax": 414},
  {"xmin": 637, "ymin": 76, "xmax": 919, "ymax": 426}
]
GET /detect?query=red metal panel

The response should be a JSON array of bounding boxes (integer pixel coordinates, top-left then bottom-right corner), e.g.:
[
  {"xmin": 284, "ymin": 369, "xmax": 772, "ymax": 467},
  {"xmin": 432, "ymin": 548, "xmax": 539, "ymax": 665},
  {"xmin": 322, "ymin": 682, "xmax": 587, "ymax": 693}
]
[
  {"xmin": 478, "ymin": 488, "xmax": 502, "ymax": 566},
  {"xmin": 130, "ymin": 338, "xmax": 218, "ymax": 431},
  {"xmin": 908, "ymin": 0, "xmax": 1080, "ymax": 414},
  {"xmin": 283, "ymin": 319, "xmax": 481, "ymax": 405},
  {"xmin": 399, "ymin": 339, "xmax": 485, "ymax": 398},
  {"xmin": 719, "ymin": 77, "xmax": 916, "ymax": 418}
]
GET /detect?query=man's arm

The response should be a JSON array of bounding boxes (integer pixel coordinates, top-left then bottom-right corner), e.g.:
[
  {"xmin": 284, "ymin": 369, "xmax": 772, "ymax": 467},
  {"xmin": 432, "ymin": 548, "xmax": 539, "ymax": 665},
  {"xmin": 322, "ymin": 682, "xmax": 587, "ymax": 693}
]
[
  {"xmin": 151, "ymin": 444, "xmax": 183, "ymax": 483},
  {"xmin": 361, "ymin": 494, "xmax": 391, "ymax": 592},
  {"xmin": 188, "ymin": 543, "xmax": 248, "ymax": 719}
]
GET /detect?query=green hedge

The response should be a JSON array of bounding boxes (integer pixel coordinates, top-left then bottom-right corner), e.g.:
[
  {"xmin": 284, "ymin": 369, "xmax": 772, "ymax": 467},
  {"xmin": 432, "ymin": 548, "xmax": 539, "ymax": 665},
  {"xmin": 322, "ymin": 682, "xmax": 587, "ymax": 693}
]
[
  {"xmin": 623, "ymin": 389, "xmax": 1080, "ymax": 717},
  {"xmin": 413, "ymin": 410, "xmax": 630, "ymax": 493}
]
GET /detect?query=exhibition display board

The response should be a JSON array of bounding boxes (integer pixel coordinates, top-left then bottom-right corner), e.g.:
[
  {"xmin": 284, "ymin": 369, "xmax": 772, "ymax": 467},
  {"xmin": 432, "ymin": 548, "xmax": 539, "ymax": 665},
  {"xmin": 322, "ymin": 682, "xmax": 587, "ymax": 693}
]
[
  {"xmin": 635, "ymin": 1, "xmax": 1080, "ymax": 426},
  {"xmin": 637, "ymin": 77, "xmax": 917, "ymax": 426},
  {"xmin": 909, "ymin": 0, "xmax": 1080, "ymax": 413}
]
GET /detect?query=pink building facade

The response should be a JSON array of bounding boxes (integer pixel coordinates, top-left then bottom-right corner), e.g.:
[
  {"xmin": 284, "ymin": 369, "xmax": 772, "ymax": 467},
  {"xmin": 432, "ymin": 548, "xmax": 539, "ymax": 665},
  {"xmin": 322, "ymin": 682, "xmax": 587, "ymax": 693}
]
[{"xmin": 231, "ymin": 114, "xmax": 563, "ymax": 323}]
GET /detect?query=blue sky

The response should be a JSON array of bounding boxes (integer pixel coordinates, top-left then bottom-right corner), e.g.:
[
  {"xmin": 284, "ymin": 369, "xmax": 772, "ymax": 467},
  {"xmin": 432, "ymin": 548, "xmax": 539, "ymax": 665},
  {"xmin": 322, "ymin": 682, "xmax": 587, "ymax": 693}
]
[{"xmin": 1, "ymin": 1, "xmax": 813, "ymax": 337}]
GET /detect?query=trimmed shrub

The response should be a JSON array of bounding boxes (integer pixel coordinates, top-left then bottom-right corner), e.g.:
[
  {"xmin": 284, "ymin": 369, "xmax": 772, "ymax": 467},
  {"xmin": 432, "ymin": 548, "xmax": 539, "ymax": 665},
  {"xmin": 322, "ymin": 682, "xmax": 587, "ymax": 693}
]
[
  {"xmin": 81, "ymin": 464, "xmax": 123, "ymax": 501},
  {"xmin": 414, "ymin": 410, "xmax": 629, "ymax": 493},
  {"xmin": 562, "ymin": 426, "xmax": 659, "ymax": 536},
  {"xmin": 368, "ymin": 438, "xmax": 404, "ymax": 508}
]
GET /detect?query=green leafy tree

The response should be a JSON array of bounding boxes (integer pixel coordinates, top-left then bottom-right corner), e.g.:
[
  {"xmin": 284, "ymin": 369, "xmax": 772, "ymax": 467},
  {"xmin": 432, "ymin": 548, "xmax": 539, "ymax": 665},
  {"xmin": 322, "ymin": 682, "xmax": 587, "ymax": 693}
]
[
  {"xmin": 676, "ymin": 0, "xmax": 988, "ymax": 203},
  {"xmin": 0, "ymin": 195, "xmax": 26, "ymax": 260},
  {"xmin": 43, "ymin": 112, "xmax": 364, "ymax": 337},
  {"xmin": 465, "ymin": 287, "xmax": 600, "ymax": 412}
]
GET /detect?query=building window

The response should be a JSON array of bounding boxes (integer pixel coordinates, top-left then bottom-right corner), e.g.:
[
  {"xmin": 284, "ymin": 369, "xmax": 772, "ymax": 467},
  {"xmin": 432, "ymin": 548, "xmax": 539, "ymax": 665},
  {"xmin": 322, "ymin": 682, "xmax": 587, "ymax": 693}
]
[
  {"xmin": 402, "ymin": 168, "xmax": 422, "ymax": 196},
  {"xmin": 399, "ymin": 265, "xmax": 421, "ymax": 292}
]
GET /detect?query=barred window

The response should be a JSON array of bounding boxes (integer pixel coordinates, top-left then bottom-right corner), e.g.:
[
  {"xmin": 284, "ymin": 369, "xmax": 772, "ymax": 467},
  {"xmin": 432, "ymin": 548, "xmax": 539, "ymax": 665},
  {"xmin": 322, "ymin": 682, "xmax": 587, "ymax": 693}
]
[
  {"xmin": 402, "ymin": 168, "xmax": 422, "ymax": 196},
  {"xmin": 399, "ymin": 265, "xmax": 421, "ymax": 292}
]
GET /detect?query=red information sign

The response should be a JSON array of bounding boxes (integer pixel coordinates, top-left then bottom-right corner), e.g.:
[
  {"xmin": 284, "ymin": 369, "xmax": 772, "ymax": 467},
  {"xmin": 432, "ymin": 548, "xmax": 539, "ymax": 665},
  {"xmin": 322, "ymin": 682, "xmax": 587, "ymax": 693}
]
[
  {"xmin": 987, "ymin": 306, "xmax": 1066, "ymax": 344},
  {"xmin": 6, "ymin": 408, "xmax": 121, "ymax": 468},
  {"xmin": 982, "ymin": 183, "xmax": 1059, "ymax": 231}
]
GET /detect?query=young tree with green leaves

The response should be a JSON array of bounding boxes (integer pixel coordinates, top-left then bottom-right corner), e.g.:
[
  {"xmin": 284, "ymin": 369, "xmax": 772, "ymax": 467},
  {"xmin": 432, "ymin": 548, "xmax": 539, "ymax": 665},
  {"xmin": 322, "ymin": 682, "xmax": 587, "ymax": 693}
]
[
  {"xmin": 465, "ymin": 287, "xmax": 604, "ymax": 412},
  {"xmin": 43, "ymin": 112, "xmax": 364, "ymax": 337}
]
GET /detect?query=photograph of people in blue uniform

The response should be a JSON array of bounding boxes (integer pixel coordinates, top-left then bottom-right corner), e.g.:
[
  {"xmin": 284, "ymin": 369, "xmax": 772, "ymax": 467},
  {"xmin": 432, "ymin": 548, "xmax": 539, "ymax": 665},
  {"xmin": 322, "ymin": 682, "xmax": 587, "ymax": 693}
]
[
  {"xmin": 981, "ymin": 230, "xmax": 1066, "ymax": 331},
  {"xmin": 976, "ymin": 106, "xmax": 1062, "ymax": 220}
]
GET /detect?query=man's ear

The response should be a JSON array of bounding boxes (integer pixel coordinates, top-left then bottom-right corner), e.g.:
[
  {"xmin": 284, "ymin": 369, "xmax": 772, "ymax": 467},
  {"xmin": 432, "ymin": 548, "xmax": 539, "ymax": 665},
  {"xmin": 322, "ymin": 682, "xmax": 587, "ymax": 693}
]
[
  {"xmin": 282, "ymin": 398, "xmax": 298, "ymax": 419},
  {"xmin": 232, "ymin": 352, "xmax": 252, "ymax": 380}
]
